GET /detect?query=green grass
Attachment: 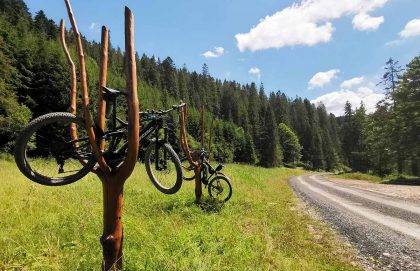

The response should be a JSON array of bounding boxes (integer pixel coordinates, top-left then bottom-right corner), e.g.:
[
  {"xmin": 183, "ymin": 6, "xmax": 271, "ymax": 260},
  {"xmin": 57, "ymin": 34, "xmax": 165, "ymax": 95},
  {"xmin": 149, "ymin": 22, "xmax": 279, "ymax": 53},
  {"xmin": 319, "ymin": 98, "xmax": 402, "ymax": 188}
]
[
  {"xmin": 0, "ymin": 159, "xmax": 360, "ymax": 271},
  {"xmin": 333, "ymin": 172, "xmax": 382, "ymax": 183},
  {"xmin": 333, "ymin": 171, "xmax": 420, "ymax": 185}
]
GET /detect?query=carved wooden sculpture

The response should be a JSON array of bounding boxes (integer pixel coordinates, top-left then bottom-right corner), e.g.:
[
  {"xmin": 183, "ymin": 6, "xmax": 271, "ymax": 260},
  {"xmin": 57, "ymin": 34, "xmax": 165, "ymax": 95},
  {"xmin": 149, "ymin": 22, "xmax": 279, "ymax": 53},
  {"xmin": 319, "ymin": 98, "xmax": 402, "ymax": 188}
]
[
  {"xmin": 62, "ymin": 1, "xmax": 140, "ymax": 269},
  {"xmin": 179, "ymin": 104, "xmax": 206, "ymax": 202}
]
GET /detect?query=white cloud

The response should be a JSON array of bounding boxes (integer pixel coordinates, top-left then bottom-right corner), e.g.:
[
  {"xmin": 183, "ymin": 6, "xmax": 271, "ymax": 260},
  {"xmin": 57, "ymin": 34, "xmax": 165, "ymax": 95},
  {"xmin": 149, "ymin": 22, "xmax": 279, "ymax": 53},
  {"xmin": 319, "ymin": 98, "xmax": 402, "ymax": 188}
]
[
  {"xmin": 385, "ymin": 39, "xmax": 404, "ymax": 47},
  {"xmin": 340, "ymin": 76, "xmax": 364, "ymax": 89},
  {"xmin": 308, "ymin": 69, "xmax": 339, "ymax": 89},
  {"xmin": 202, "ymin": 47, "xmax": 225, "ymax": 58},
  {"xmin": 89, "ymin": 22, "xmax": 101, "ymax": 33},
  {"xmin": 235, "ymin": 0, "xmax": 388, "ymax": 52},
  {"xmin": 399, "ymin": 19, "xmax": 420, "ymax": 38},
  {"xmin": 249, "ymin": 67, "xmax": 261, "ymax": 80},
  {"xmin": 311, "ymin": 87, "xmax": 384, "ymax": 115},
  {"xmin": 89, "ymin": 22, "xmax": 98, "ymax": 30},
  {"xmin": 352, "ymin": 13, "xmax": 384, "ymax": 31}
]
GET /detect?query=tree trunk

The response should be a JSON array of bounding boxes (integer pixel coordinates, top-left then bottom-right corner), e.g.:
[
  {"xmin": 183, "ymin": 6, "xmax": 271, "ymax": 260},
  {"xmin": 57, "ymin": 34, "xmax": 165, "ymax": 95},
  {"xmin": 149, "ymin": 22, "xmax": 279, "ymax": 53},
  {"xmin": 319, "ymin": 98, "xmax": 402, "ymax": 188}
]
[
  {"xmin": 100, "ymin": 176, "xmax": 124, "ymax": 271},
  {"xmin": 397, "ymin": 153, "xmax": 403, "ymax": 175}
]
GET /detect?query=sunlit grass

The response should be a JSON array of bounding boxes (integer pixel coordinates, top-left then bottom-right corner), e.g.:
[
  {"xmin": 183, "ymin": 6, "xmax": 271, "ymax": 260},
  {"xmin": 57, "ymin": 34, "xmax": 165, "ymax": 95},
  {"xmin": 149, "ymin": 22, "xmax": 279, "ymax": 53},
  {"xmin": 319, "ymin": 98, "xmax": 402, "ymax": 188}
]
[
  {"xmin": 0, "ymin": 159, "xmax": 360, "ymax": 270},
  {"xmin": 334, "ymin": 171, "xmax": 420, "ymax": 185},
  {"xmin": 333, "ymin": 172, "xmax": 382, "ymax": 183}
]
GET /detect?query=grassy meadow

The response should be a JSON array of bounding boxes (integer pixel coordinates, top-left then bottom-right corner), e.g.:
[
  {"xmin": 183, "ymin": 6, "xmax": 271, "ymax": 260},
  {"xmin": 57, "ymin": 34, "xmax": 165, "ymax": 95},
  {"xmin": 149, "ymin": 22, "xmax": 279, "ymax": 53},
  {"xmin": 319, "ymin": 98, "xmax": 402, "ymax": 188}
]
[{"xmin": 0, "ymin": 157, "xmax": 360, "ymax": 270}]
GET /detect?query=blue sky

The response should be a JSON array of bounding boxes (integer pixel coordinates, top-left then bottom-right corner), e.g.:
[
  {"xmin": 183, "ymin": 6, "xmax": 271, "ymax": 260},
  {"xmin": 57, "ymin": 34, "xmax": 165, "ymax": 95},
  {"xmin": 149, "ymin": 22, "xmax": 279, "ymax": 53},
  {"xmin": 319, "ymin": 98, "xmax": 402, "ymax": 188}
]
[{"xmin": 26, "ymin": 0, "xmax": 420, "ymax": 115}]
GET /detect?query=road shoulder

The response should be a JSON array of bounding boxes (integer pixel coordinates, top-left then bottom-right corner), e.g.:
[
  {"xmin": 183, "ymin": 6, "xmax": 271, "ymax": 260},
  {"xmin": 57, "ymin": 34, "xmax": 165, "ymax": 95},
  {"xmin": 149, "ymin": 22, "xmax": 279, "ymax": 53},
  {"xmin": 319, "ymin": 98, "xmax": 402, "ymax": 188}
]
[{"xmin": 327, "ymin": 175, "xmax": 420, "ymax": 201}]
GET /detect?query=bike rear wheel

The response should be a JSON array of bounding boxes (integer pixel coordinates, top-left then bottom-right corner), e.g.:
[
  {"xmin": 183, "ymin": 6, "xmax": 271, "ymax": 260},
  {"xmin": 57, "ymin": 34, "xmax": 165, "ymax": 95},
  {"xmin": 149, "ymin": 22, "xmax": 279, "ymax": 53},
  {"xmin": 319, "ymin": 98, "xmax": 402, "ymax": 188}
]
[
  {"xmin": 208, "ymin": 175, "xmax": 232, "ymax": 202},
  {"xmin": 180, "ymin": 156, "xmax": 195, "ymax": 181},
  {"xmin": 145, "ymin": 141, "xmax": 183, "ymax": 194},
  {"xmin": 14, "ymin": 112, "xmax": 96, "ymax": 186}
]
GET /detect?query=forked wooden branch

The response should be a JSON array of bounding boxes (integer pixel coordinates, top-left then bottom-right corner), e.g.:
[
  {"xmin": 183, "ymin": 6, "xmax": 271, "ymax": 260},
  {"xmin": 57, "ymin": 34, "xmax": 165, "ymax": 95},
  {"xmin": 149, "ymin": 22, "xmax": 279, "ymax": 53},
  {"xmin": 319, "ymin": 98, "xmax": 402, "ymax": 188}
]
[
  {"xmin": 208, "ymin": 118, "xmax": 214, "ymax": 161},
  {"xmin": 98, "ymin": 26, "xmax": 109, "ymax": 152},
  {"xmin": 63, "ymin": 0, "xmax": 111, "ymax": 174},
  {"xmin": 59, "ymin": 20, "xmax": 78, "ymax": 142},
  {"xmin": 179, "ymin": 105, "xmax": 203, "ymax": 201},
  {"xmin": 116, "ymin": 7, "xmax": 140, "ymax": 181},
  {"xmin": 179, "ymin": 105, "xmax": 198, "ymax": 167},
  {"xmin": 62, "ymin": 1, "xmax": 140, "ymax": 269},
  {"xmin": 59, "ymin": 19, "xmax": 89, "ymax": 167},
  {"xmin": 59, "ymin": 20, "xmax": 77, "ymax": 118},
  {"xmin": 200, "ymin": 105, "xmax": 205, "ymax": 148}
]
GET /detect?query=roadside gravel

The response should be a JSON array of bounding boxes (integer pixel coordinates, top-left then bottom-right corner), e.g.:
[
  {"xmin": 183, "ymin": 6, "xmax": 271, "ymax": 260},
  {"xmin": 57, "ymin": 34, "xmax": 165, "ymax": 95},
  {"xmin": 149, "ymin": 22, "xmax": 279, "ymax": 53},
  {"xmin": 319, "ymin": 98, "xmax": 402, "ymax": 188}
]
[{"xmin": 290, "ymin": 174, "xmax": 420, "ymax": 271}]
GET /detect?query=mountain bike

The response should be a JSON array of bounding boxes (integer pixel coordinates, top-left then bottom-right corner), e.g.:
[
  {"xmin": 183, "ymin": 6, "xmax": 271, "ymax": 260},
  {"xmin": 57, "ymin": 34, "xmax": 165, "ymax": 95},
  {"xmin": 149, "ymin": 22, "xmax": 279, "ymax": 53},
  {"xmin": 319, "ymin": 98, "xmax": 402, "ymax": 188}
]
[
  {"xmin": 192, "ymin": 148, "xmax": 233, "ymax": 202},
  {"xmin": 14, "ymin": 86, "xmax": 184, "ymax": 194}
]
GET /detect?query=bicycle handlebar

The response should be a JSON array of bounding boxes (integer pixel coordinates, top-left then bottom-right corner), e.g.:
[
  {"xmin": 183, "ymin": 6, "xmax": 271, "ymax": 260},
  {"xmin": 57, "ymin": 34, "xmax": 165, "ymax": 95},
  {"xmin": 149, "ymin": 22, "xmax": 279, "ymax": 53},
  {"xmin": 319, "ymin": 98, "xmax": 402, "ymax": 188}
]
[{"xmin": 141, "ymin": 103, "xmax": 186, "ymax": 116}]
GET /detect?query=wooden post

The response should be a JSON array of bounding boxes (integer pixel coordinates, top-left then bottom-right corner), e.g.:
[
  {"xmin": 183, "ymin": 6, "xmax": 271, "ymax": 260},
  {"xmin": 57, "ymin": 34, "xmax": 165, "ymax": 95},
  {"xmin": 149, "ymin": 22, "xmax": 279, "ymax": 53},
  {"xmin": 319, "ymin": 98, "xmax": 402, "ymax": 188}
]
[
  {"xmin": 208, "ymin": 118, "xmax": 214, "ymax": 161},
  {"xmin": 63, "ymin": 1, "xmax": 140, "ymax": 269},
  {"xmin": 98, "ymin": 26, "xmax": 109, "ymax": 152},
  {"xmin": 200, "ymin": 105, "xmax": 204, "ymax": 148},
  {"xmin": 59, "ymin": 20, "xmax": 78, "ymax": 145},
  {"xmin": 179, "ymin": 105, "xmax": 203, "ymax": 202}
]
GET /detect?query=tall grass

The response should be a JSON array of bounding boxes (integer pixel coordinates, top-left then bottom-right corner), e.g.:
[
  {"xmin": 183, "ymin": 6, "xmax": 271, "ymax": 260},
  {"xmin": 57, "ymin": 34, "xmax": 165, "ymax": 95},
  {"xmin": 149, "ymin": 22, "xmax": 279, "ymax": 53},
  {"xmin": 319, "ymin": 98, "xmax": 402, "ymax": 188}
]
[{"xmin": 0, "ymin": 160, "xmax": 359, "ymax": 270}]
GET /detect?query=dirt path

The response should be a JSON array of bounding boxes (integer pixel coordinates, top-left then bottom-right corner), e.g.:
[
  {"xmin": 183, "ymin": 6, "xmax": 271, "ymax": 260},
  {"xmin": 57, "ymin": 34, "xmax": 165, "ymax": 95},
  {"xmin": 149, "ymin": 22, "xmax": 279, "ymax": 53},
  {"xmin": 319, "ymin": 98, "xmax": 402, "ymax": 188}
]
[
  {"xmin": 329, "ymin": 176, "xmax": 420, "ymax": 201},
  {"xmin": 290, "ymin": 174, "xmax": 420, "ymax": 271}
]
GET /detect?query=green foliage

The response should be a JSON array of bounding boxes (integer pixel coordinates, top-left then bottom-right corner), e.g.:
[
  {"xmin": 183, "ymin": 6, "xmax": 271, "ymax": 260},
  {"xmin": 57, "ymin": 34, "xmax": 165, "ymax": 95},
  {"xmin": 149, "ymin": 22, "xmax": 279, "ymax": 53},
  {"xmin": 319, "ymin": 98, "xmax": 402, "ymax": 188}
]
[
  {"xmin": 0, "ymin": 80, "xmax": 31, "ymax": 151},
  {"xmin": 391, "ymin": 56, "xmax": 420, "ymax": 175},
  {"xmin": 260, "ymin": 107, "xmax": 282, "ymax": 167},
  {"xmin": 278, "ymin": 123, "xmax": 302, "ymax": 165}
]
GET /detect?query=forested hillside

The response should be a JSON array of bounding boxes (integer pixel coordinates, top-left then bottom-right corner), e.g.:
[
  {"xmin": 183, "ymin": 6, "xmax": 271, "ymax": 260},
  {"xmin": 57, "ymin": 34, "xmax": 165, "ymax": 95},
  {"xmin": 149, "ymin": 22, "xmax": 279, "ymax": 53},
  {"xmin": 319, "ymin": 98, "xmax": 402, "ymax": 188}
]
[{"xmin": 0, "ymin": 0, "xmax": 418, "ymax": 176}]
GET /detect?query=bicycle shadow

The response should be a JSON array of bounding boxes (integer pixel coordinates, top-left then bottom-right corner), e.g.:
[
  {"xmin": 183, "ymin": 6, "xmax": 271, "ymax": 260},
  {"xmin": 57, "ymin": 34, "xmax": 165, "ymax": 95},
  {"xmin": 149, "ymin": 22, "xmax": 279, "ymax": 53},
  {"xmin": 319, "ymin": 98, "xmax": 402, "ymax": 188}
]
[
  {"xmin": 161, "ymin": 197, "xmax": 225, "ymax": 214},
  {"xmin": 197, "ymin": 197, "xmax": 225, "ymax": 213}
]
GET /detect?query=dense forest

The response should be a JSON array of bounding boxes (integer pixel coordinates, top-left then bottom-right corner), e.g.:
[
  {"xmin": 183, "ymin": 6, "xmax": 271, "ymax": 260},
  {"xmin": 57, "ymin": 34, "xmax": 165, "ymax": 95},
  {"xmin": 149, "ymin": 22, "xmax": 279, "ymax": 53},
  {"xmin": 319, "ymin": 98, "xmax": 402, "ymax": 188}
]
[{"xmin": 0, "ymin": 0, "xmax": 418, "ymax": 177}]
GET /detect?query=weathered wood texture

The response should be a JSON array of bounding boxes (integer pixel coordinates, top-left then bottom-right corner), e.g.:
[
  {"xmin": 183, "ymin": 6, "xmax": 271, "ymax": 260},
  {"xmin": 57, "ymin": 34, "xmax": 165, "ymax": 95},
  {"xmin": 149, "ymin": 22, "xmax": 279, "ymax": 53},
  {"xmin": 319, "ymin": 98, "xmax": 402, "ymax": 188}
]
[
  {"xmin": 62, "ymin": 1, "xmax": 140, "ymax": 269},
  {"xmin": 179, "ymin": 105, "xmax": 203, "ymax": 201},
  {"xmin": 98, "ymin": 26, "xmax": 109, "ymax": 152}
]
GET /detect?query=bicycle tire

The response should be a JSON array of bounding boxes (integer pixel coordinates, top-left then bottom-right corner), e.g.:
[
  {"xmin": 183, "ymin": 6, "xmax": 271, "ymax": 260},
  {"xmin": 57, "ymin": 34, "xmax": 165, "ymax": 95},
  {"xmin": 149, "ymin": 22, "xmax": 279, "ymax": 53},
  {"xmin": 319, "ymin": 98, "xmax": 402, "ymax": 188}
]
[
  {"xmin": 208, "ymin": 175, "xmax": 233, "ymax": 202},
  {"xmin": 14, "ymin": 112, "xmax": 96, "ymax": 186},
  {"xmin": 145, "ymin": 141, "xmax": 183, "ymax": 194},
  {"xmin": 180, "ymin": 156, "xmax": 196, "ymax": 181}
]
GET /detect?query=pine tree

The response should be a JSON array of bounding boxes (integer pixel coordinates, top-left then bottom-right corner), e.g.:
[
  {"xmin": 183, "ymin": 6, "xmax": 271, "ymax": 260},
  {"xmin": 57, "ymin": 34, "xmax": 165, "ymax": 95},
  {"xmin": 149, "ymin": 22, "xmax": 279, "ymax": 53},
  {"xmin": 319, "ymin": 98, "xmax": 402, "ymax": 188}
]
[
  {"xmin": 260, "ymin": 106, "xmax": 282, "ymax": 167},
  {"xmin": 33, "ymin": 10, "xmax": 58, "ymax": 38},
  {"xmin": 160, "ymin": 57, "xmax": 178, "ymax": 98},
  {"xmin": 278, "ymin": 123, "xmax": 301, "ymax": 165},
  {"xmin": 364, "ymin": 105, "xmax": 394, "ymax": 176},
  {"xmin": 377, "ymin": 58, "xmax": 403, "ymax": 106},
  {"xmin": 391, "ymin": 56, "xmax": 420, "ymax": 175}
]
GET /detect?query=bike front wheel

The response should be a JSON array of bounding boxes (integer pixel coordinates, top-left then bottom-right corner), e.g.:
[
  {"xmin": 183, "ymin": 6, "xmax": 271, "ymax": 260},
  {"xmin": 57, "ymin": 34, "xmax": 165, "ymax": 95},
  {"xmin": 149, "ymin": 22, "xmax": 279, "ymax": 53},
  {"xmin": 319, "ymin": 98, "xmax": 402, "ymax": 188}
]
[
  {"xmin": 14, "ymin": 112, "xmax": 96, "ymax": 186},
  {"xmin": 208, "ymin": 175, "xmax": 232, "ymax": 202},
  {"xmin": 145, "ymin": 141, "xmax": 183, "ymax": 194}
]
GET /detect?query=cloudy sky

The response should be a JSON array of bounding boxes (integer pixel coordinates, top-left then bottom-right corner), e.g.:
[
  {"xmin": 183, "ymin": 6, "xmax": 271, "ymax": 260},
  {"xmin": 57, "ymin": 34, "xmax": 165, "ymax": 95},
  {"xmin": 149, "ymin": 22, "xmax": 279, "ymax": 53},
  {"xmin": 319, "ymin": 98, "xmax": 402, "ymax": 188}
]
[{"xmin": 27, "ymin": 0, "xmax": 420, "ymax": 115}]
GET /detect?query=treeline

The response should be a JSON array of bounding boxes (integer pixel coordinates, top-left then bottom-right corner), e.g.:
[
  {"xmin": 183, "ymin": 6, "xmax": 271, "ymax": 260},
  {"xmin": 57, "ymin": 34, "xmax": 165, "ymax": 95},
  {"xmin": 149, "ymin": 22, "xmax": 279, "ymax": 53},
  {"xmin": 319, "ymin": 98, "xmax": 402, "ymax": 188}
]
[
  {"xmin": 0, "ymin": 0, "xmax": 418, "ymax": 176},
  {"xmin": 339, "ymin": 58, "xmax": 419, "ymax": 176}
]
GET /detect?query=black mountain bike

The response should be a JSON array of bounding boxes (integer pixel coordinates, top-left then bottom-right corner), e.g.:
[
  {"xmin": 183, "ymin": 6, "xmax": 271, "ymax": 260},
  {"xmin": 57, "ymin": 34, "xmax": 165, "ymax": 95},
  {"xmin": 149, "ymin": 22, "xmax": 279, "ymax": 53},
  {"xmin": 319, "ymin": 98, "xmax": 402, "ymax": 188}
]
[
  {"xmin": 14, "ymin": 87, "xmax": 184, "ymax": 194},
  {"xmin": 184, "ymin": 149, "xmax": 233, "ymax": 202}
]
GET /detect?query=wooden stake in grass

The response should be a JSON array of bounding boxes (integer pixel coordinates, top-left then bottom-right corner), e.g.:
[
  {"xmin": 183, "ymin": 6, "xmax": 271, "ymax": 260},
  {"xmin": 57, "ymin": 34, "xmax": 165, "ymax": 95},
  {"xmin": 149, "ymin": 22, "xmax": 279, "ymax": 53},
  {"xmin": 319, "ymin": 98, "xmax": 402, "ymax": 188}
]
[
  {"xmin": 63, "ymin": 1, "xmax": 140, "ymax": 269},
  {"xmin": 179, "ymin": 104, "xmax": 203, "ymax": 202}
]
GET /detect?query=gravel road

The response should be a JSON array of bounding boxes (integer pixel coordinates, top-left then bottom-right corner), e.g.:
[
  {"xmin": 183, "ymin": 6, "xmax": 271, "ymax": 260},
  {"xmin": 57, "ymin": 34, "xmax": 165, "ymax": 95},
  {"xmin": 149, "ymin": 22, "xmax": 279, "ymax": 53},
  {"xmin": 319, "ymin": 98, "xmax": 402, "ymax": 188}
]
[{"xmin": 290, "ymin": 174, "xmax": 420, "ymax": 271}]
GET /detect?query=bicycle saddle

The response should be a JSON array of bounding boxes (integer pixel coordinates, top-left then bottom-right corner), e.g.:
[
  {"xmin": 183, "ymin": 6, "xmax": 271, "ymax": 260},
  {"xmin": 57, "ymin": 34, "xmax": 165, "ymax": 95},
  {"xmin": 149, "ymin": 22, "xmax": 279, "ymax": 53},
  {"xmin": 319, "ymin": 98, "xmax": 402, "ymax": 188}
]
[{"xmin": 102, "ymin": 86, "xmax": 127, "ymax": 99}]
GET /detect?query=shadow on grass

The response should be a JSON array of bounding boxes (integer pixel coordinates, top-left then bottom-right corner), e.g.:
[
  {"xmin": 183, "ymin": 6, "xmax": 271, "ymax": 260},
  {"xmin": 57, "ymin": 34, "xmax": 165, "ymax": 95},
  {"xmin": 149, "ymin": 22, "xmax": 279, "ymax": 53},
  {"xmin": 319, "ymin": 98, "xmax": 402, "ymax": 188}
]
[
  {"xmin": 161, "ymin": 199, "xmax": 196, "ymax": 212},
  {"xmin": 197, "ymin": 197, "xmax": 225, "ymax": 213},
  {"xmin": 160, "ymin": 197, "xmax": 225, "ymax": 214},
  {"xmin": 382, "ymin": 176, "xmax": 420, "ymax": 186}
]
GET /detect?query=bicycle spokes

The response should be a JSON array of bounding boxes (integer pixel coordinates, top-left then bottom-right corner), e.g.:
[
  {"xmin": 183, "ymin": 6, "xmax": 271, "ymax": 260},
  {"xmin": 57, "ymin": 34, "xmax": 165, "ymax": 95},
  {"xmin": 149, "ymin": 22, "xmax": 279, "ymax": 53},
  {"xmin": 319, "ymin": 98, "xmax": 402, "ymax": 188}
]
[
  {"xmin": 25, "ymin": 119, "xmax": 92, "ymax": 179},
  {"xmin": 148, "ymin": 146, "xmax": 178, "ymax": 189}
]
